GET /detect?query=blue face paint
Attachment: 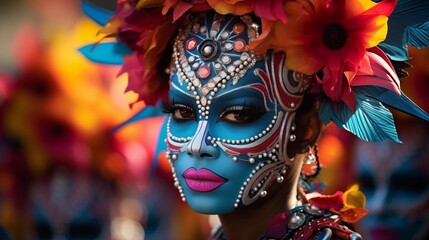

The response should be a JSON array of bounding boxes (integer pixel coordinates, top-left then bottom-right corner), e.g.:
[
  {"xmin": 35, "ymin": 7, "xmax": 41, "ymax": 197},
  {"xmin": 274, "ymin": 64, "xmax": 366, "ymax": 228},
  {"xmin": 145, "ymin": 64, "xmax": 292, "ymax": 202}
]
[{"xmin": 164, "ymin": 12, "xmax": 309, "ymax": 214}]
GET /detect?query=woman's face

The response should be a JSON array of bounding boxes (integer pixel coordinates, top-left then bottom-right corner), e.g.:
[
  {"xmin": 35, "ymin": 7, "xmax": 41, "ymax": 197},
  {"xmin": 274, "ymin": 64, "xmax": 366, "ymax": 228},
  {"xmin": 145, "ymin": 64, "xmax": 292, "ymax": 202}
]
[
  {"xmin": 356, "ymin": 124, "xmax": 429, "ymax": 240},
  {"xmin": 165, "ymin": 13, "xmax": 306, "ymax": 214}
]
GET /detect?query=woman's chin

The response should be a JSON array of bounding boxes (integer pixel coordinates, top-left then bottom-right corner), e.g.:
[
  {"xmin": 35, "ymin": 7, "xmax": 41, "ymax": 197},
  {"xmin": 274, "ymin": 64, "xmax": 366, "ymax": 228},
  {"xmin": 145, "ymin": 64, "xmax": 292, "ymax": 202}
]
[{"xmin": 186, "ymin": 195, "xmax": 236, "ymax": 215}]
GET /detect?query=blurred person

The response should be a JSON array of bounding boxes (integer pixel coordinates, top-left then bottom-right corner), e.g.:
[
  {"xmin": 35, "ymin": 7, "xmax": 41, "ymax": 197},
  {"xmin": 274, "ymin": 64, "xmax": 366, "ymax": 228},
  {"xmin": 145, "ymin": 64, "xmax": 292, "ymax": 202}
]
[
  {"xmin": 355, "ymin": 45, "xmax": 429, "ymax": 240},
  {"xmin": 355, "ymin": 119, "xmax": 429, "ymax": 240},
  {"xmin": 0, "ymin": 13, "xmax": 152, "ymax": 239},
  {"xmin": 0, "ymin": 6, "xmax": 208, "ymax": 239}
]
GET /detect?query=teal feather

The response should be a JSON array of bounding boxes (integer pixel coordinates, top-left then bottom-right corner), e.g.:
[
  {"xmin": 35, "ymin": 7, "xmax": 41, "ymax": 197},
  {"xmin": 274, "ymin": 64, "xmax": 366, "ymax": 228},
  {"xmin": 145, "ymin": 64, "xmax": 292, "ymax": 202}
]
[
  {"xmin": 405, "ymin": 22, "xmax": 429, "ymax": 48},
  {"xmin": 82, "ymin": 1, "xmax": 114, "ymax": 26},
  {"xmin": 373, "ymin": 0, "xmax": 429, "ymax": 61},
  {"xmin": 112, "ymin": 105, "xmax": 165, "ymax": 132},
  {"xmin": 320, "ymin": 91, "xmax": 400, "ymax": 142},
  {"xmin": 79, "ymin": 42, "xmax": 131, "ymax": 65},
  {"xmin": 111, "ymin": 104, "xmax": 166, "ymax": 172},
  {"xmin": 353, "ymin": 86, "xmax": 429, "ymax": 121}
]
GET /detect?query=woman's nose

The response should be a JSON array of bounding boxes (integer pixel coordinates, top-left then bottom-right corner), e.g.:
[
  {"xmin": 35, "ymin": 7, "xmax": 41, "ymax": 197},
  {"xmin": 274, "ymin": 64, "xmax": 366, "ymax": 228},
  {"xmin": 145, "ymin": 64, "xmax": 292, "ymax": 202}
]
[{"xmin": 186, "ymin": 120, "xmax": 219, "ymax": 160}]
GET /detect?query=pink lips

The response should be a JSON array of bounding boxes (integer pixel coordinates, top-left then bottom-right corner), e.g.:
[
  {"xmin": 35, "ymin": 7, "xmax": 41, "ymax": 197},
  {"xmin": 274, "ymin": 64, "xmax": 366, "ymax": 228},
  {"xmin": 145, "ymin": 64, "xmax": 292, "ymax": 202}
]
[{"xmin": 183, "ymin": 168, "xmax": 227, "ymax": 192}]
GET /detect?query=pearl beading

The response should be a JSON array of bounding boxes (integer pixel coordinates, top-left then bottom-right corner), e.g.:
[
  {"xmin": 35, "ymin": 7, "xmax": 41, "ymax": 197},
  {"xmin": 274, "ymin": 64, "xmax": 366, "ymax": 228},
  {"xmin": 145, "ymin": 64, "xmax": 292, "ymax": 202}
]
[
  {"xmin": 166, "ymin": 153, "xmax": 186, "ymax": 202},
  {"xmin": 167, "ymin": 111, "xmax": 281, "ymax": 162},
  {"xmin": 207, "ymin": 115, "xmax": 277, "ymax": 147},
  {"xmin": 238, "ymin": 155, "xmax": 288, "ymax": 207},
  {"xmin": 166, "ymin": 13, "xmax": 308, "ymax": 211},
  {"xmin": 172, "ymin": 13, "xmax": 258, "ymax": 120},
  {"xmin": 166, "ymin": 116, "xmax": 192, "ymax": 144}
]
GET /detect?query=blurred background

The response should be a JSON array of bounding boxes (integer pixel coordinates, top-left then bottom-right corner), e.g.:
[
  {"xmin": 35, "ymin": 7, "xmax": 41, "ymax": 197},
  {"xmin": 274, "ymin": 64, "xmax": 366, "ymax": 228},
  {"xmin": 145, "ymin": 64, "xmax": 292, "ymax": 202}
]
[
  {"xmin": 0, "ymin": 0, "xmax": 210, "ymax": 239},
  {"xmin": 0, "ymin": 0, "xmax": 428, "ymax": 240}
]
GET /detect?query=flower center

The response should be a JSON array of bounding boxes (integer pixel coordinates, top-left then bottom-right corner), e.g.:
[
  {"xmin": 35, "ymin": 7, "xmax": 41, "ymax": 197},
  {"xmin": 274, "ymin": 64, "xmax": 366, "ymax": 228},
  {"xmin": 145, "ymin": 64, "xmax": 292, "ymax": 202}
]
[{"xmin": 323, "ymin": 24, "xmax": 347, "ymax": 50}]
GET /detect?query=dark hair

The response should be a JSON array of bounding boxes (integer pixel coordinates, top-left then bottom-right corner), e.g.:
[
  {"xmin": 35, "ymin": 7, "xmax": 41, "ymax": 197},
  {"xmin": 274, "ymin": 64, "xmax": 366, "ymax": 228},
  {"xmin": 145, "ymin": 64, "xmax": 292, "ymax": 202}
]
[{"xmin": 287, "ymin": 92, "xmax": 323, "ymax": 158}]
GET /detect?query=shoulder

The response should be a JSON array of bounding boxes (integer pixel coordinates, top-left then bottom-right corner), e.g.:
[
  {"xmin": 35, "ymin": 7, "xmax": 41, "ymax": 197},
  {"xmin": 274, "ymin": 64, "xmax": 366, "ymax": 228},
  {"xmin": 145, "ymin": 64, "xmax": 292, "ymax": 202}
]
[{"xmin": 261, "ymin": 204, "xmax": 362, "ymax": 240}]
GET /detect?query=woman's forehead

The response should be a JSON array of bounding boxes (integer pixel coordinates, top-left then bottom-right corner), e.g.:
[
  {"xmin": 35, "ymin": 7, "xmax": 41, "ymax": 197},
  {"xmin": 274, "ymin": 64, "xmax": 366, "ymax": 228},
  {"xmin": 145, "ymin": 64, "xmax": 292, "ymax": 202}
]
[{"xmin": 170, "ymin": 12, "xmax": 262, "ymax": 98}]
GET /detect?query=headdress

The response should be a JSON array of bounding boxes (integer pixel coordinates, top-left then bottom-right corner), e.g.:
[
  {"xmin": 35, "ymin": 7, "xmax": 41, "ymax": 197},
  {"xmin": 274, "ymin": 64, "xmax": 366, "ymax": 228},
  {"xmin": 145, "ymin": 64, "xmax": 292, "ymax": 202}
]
[{"xmin": 80, "ymin": 0, "xmax": 429, "ymax": 144}]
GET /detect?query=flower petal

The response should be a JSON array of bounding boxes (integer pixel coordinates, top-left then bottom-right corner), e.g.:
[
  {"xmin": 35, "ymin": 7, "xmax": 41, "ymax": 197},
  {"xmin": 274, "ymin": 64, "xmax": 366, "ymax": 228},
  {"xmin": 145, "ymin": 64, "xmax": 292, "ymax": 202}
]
[
  {"xmin": 352, "ymin": 50, "xmax": 401, "ymax": 95},
  {"xmin": 308, "ymin": 191, "xmax": 344, "ymax": 211},
  {"xmin": 206, "ymin": 0, "xmax": 252, "ymax": 15},
  {"xmin": 136, "ymin": 0, "xmax": 164, "ymax": 9},
  {"xmin": 342, "ymin": 184, "xmax": 366, "ymax": 210},
  {"xmin": 340, "ymin": 208, "xmax": 369, "ymax": 223},
  {"xmin": 248, "ymin": 0, "xmax": 287, "ymax": 23},
  {"xmin": 172, "ymin": 1, "xmax": 194, "ymax": 22},
  {"xmin": 162, "ymin": 0, "xmax": 178, "ymax": 15}
]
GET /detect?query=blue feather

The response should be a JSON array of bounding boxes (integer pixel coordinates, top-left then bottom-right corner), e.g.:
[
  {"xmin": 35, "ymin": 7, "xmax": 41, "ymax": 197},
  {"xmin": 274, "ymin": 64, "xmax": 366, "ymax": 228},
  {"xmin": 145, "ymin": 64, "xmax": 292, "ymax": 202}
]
[
  {"xmin": 81, "ymin": 1, "xmax": 114, "ymax": 26},
  {"xmin": 111, "ymin": 104, "xmax": 166, "ymax": 172},
  {"xmin": 373, "ymin": 0, "xmax": 429, "ymax": 61},
  {"xmin": 405, "ymin": 21, "xmax": 429, "ymax": 48},
  {"xmin": 112, "ymin": 104, "xmax": 165, "ymax": 132},
  {"xmin": 353, "ymin": 86, "xmax": 429, "ymax": 121},
  {"xmin": 79, "ymin": 42, "xmax": 131, "ymax": 65},
  {"xmin": 320, "ymin": 92, "xmax": 400, "ymax": 142}
]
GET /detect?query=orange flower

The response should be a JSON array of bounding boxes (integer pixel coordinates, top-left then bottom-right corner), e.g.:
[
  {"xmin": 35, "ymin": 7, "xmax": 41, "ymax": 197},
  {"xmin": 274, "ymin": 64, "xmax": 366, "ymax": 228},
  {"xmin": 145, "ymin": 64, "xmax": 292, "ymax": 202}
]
[
  {"xmin": 342, "ymin": 184, "xmax": 366, "ymax": 210},
  {"xmin": 120, "ymin": 19, "xmax": 179, "ymax": 105},
  {"xmin": 251, "ymin": 0, "xmax": 396, "ymax": 109},
  {"xmin": 308, "ymin": 184, "xmax": 368, "ymax": 223},
  {"xmin": 340, "ymin": 184, "xmax": 368, "ymax": 223},
  {"xmin": 136, "ymin": 0, "xmax": 164, "ymax": 8},
  {"xmin": 162, "ymin": 0, "xmax": 211, "ymax": 22},
  {"xmin": 206, "ymin": 0, "xmax": 252, "ymax": 15}
]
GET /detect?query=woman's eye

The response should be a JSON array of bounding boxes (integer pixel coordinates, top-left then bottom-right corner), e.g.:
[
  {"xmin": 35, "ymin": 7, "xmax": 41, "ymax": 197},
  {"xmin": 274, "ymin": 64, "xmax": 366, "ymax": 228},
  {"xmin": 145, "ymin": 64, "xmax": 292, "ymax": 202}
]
[
  {"xmin": 219, "ymin": 106, "xmax": 264, "ymax": 123},
  {"xmin": 172, "ymin": 105, "xmax": 196, "ymax": 120}
]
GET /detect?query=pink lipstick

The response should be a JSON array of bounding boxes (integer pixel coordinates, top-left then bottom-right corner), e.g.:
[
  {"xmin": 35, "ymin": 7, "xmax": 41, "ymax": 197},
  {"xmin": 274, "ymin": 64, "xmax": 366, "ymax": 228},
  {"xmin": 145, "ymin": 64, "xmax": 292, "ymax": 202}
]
[{"xmin": 183, "ymin": 168, "xmax": 227, "ymax": 192}]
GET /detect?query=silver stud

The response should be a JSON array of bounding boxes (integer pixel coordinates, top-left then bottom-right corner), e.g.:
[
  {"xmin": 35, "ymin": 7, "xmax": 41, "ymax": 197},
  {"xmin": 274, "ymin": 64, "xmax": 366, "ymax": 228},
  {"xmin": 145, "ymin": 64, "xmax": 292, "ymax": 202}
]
[
  {"xmin": 304, "ymin": 203, "xmax": 323, "ymax": 216},
  {"xmin": 288, "ymin": 212, "xmax": 306, "ymax": 229},
  {"xmin": 349, "ymin": 233, "xmax": 362, "ymax": 240}
]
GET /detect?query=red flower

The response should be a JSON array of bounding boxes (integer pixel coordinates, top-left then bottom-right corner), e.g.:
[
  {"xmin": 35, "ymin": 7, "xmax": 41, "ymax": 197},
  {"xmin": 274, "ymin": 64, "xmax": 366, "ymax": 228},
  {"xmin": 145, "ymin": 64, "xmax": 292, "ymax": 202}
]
[
  {"xmin": 251, "ymin": 0, "xmax": 397, "ymax": 109},
  {"xmin": 106, "ymin": 1, "xmax": 180, "ymax": 105},
  {"xmin": 308, "ymin": 185, "xmax": 368, "ymax": 223},
  {"xmin": 163, "ymin": 0, "xmax": 210, "ymax": 22},
  {"xmin": 309, "ymin": 191, "xmax": 344, "ymax": 211}
]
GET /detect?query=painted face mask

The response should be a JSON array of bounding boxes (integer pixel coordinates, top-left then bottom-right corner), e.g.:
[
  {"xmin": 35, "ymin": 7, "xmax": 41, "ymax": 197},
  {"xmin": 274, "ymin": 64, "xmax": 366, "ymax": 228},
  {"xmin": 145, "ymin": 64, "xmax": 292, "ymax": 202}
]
[
  {"xmin": 163, "ymin": 12, "xmax": 310, "ymax": 214},
  {"xmin": 355, "ymin": 124, "xmax": 429, "ymax": 240}
]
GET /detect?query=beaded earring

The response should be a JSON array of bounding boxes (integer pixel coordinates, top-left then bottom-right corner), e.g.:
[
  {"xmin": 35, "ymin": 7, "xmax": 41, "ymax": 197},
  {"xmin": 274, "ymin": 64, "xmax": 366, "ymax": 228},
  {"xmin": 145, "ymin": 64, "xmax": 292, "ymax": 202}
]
[
  {"xmin": 304, "ymin": 146, "xmax": 316, "ymax": 165},
  {"xmin": 300, "ymin": 145, "xmax": 321, "ymax": 193}
]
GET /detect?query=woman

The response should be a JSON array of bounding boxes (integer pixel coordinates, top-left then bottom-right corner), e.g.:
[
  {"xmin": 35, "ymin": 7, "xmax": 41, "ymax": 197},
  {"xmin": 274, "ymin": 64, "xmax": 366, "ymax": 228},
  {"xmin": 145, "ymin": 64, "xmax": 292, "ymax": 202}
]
[
  {"xmin": 80, "ymin": 0, "xmax": 429, "ymax": 239},
  {"xmin": 355, "ymin": 47, "xmax": 429, "ymax": 240},
  {"xmin": 355, "ymin": 119, "xmax": 429, "ymax": 240}
]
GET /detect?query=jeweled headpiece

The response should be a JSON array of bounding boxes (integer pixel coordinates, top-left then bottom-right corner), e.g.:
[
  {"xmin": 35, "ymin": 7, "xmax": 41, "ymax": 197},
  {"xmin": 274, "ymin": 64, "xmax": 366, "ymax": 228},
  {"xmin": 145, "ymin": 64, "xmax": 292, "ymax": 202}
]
[
  {"xmin": 171, "ymin": 11, "xmax": 259, "ymax": 111},
  {"xmin": 80, "ymin": 0, "xmax": 429, "ymax": 142}
]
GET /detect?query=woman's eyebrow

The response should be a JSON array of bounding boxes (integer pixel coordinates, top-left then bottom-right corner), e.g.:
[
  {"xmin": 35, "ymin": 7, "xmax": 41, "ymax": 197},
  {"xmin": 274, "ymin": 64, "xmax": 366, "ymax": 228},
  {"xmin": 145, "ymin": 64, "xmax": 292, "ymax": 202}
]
[
  {"xmin": 214, "ymin": 84, "xmax": 271, "ymax": 111},
  {"xmin": 214, "ymin": 84, "xmax": 265, "ymax": 99}
]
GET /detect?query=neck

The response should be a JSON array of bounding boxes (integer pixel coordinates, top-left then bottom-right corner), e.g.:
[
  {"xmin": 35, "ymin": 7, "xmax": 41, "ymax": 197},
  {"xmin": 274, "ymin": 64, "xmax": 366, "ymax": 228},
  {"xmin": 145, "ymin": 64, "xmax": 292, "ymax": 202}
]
[{"xmin": 218, "ymin": 154, "xmax": 304, "ymax": 240}]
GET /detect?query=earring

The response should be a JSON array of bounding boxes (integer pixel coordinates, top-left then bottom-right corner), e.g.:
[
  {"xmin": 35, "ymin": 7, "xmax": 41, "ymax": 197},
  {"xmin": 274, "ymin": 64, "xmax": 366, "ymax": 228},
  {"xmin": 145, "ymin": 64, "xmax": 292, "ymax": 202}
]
[
  {"xmin": 302, "ymin": 145, "xmax": 321, "ymax": 181},
  {"xmin": 304, "ymin": 146, "xmax": 316, "ymax": 164},
  {"xmin": 276, "ymin": 165, "xmax": 288, "ymax": 183},
  {"xmin": 289, "ymin": 123, "xmax": 296, "ymax": 142}
]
